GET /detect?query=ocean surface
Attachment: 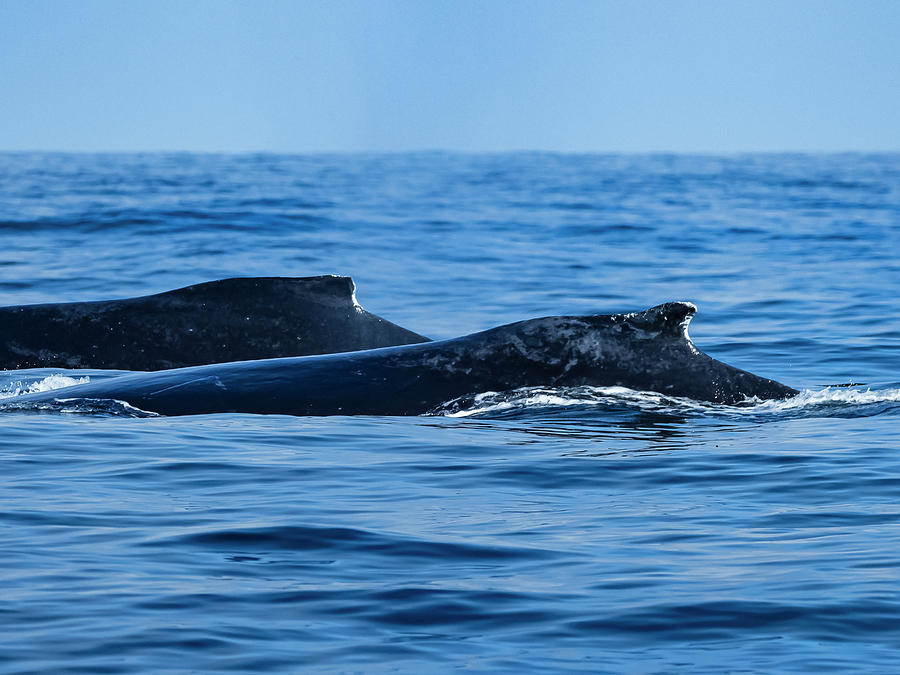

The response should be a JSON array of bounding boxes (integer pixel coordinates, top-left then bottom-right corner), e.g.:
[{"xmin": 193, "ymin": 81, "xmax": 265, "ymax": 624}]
[{"xmin": 1, "ymin": 152, "xmax": 898, "ymax": 673}]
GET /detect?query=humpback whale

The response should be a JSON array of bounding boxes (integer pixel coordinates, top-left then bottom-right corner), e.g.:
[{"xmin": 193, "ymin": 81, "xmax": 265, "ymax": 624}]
[
  {"xmin": 2, "ymin": 302, "xmax": 797, "ymax": 416},
  {"xmin": 0, "ymin": 276, "xmax": 429, "ymax": 371}
]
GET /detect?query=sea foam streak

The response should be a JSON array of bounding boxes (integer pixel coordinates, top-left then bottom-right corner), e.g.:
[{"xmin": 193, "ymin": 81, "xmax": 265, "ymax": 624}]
[{"xmin": 433, "ymin": 386, "xmax": 900, "ymax": 419}]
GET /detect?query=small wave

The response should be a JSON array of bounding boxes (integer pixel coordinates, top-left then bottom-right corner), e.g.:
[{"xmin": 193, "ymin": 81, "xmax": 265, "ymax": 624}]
[
  {"xmin": 745, "ymin": 386, "xmax": 900, "ymax": 410},
  {"xmin": 0, "ymin": 373, "xmax": 90, "ymax": 399},
  {"xmin": 143, "ymin": 524, "xmax": 549, "ymax": 561},
  {"xmin": 432, "ymin": 385, "xmax": 900, "ymax": 420},
  {"xmin": 0, "ymin": 395, "xmax": 158, "ymax": 417},
  {"xmin": 0, "ymin": 375, "xmax": 157, "ymax": 416}
]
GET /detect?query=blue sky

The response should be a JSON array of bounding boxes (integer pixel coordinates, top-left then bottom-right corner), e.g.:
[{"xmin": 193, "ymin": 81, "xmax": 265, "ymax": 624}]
[{"xmin": 1, "ymin": 0, "xmax": 898, "ymax": 152}]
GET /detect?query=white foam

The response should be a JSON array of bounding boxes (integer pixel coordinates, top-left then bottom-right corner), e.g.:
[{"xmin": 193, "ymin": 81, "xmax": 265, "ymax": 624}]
[
  {"xmin": 439, "ymin": 386, "xmax": 703, "ymax": 417},
  {"xmin": 743, "ymin": 386, "xmax": 900, "ymax": 412},
  {"xmin": 0, "ymin": 374, "xmax": 90, "ymax": 399},
  {"xmin": 436, "ymin": 385, "xmax": 900, "ymax": 418}
]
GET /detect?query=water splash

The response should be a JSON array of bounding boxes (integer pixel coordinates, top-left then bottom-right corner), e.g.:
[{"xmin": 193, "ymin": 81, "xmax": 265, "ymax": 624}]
[
  {"xmin": 746, "ymin": 386, "xmax": 900, "ymax": 410},
  {"xmin": 433, "ymin": 385, "xmax": 900, "ymax": 420},
  {"xmin": 0, "ymin": 373, "xmax": 90, "ymax": 399},
  {"xmin": 0, "ymin": 374, "xmax": 157, "ymax": 417}
]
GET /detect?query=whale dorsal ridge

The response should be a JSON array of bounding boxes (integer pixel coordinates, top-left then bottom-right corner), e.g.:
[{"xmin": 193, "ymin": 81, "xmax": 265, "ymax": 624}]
[
  {"xmin": 625, "ymin": 301, "xmax": 697, "ymax": 339},
  {"xmin": 159, "ymin": 275, "xmax": 358, "ymax": 308}
]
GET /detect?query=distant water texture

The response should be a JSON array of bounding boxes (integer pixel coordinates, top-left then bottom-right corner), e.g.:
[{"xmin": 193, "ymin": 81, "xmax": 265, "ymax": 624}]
[{"xmin": 1, "ymin": 152, "xmax": 899, "ymax": 673}]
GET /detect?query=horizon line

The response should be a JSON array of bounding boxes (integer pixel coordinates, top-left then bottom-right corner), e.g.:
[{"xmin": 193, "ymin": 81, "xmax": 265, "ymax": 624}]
[{"xmin": 3, "ymin": 147, "xmax": 900, "ymax": 156}]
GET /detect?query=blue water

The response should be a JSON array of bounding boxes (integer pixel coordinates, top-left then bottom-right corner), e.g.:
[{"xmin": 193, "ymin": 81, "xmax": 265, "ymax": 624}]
[{"xmin": 1, "ymin": 152, "xmax": 899, "ymax": 673}]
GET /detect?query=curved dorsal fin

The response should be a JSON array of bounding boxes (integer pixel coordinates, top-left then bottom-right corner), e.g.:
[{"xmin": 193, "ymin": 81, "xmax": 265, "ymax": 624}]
[
  {"xmin": 625, "ymin": 301, "xmax": 697, "ymax": 338},
  {"xmin": 0, "ymin": 275, "xmax": 429, "ymax": 370}
]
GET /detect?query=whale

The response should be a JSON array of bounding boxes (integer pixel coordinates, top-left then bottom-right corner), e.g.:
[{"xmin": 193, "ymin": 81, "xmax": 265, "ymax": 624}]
[
  {"xmin": 0, "ymin": 276, "xmax": 430, "ymax": 371},
  {"xmin": 1, "ymin": 302, "xmax": 798, "ymax": 416}
]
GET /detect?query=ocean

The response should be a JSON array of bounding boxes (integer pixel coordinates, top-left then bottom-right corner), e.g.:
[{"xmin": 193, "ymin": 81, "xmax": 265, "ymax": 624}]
[{"xmin": 1, "ymin": 152, "xmax": 898, "ymax": 673}]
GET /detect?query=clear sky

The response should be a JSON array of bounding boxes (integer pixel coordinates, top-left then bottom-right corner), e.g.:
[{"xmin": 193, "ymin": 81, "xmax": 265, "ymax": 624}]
[{"xmin": 1, "ymin": 0, "xmax": 898, "ymax": 153}]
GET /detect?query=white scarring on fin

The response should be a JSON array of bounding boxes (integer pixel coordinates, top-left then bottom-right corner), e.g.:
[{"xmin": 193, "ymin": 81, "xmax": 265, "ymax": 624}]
[
  {"xmin": 622, "ymin": 301, "xmax": 697, "ymax": 344},
  {"xmin": 677, "ymin": 301, "xmax": 698, "ymax": 349},
  {"xmin": 349, "ymin": 278, "xmax": 363, "ymax": 312}
]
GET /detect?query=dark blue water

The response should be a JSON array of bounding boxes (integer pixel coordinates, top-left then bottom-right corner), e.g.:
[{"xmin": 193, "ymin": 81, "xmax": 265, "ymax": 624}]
[{"xmin": 1, "ymin": 152, "xmax": 899, "ymax": 673}]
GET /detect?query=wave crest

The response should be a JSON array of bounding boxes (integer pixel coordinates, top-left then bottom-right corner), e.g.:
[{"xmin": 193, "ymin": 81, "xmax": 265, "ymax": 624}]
[{"xmin": 0, "ymin": 396, "xmax": 158, "ymax": 417}]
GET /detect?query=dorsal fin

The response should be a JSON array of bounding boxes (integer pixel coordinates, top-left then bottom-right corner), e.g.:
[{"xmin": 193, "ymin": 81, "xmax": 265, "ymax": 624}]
[
  {"xmin": 0, "ymin": 275, "xmax": 429, "ymax": 370},
  {"xmin": 625, "ymin": 301, "xmax": 697, "ymax": 338}
]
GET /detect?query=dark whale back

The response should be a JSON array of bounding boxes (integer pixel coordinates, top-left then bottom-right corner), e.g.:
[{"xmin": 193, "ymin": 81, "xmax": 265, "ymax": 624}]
[
  {"xmin": 324, "ymin": 300, "xmax": 795, "ymax": 409},
  {"xmin": 2, "ymin": 301, "xmax": 798, "ymax": 416},
  {"xmin": 0, "ymin": 276, "xmax": 430, "ymax": 371}
]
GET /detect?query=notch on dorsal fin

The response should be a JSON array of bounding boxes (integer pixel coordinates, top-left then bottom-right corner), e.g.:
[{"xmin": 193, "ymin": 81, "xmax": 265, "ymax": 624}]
[{"xmin": 626, "ymin": 301, "xmax": 697, "ymax": 338}]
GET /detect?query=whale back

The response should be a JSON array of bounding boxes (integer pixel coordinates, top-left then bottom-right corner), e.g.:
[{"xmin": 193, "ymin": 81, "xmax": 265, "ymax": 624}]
[
  {"xmin": 416, "ymin": 301, "xmax": 795, "ymax": 405},
  {"xmin": 0, "ymin": 276, "xmax": 430, "ymax": 371},
  {"xmin": 574, "ymin": 301, "xmax": 794, "ymax": 402},
  {"xmin": 0, "ymin": 301, "xmax": 798, "ymax": 415}
]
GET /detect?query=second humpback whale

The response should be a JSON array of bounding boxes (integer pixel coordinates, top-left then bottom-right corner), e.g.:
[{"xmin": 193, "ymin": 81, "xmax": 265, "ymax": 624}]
[
  {"xmin": 3, "ymin": 302, "xmax": 798, "ymax": 416},
  {"xmin": 0, "ymin": 276, "xmax": 429, "ymax": 371}
]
